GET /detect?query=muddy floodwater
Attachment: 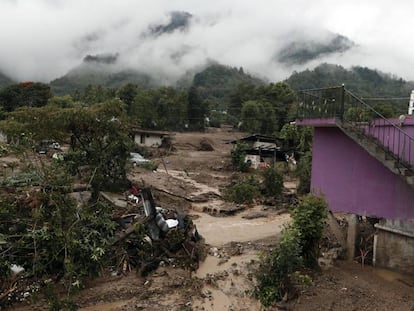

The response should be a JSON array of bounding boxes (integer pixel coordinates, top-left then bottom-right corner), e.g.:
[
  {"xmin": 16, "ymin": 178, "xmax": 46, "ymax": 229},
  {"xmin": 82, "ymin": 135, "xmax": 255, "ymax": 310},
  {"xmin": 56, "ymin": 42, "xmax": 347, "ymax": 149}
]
[
  {"xmin": 192, "ymin": 206, "xmax": 290, "ymax": 246},
  {"xmin": 189, "ymin": 207, "xmax": 291, "ymax": 311}
]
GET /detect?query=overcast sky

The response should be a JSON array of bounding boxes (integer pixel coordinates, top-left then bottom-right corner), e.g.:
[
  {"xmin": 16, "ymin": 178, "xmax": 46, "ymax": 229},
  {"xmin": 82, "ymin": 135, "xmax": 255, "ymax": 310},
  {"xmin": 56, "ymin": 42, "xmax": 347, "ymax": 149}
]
[{"xmin": 0, "ymin": 0, "xmax": 413, "ymax": 83}]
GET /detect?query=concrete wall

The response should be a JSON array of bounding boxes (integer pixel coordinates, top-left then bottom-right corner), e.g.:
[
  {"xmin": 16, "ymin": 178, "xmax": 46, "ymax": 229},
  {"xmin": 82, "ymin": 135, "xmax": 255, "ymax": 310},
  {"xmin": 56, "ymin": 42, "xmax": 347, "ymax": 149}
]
[
  {"xmin": 245, "ymin": 154, "xmax": 260, "ymax": 169},
  {"xmin": 375, "ymin": 228, "xmax": 414, "ymax": 274},
  {"xmin": 311, "ymin": 127, "xmax": 414, "ymax": 220}
]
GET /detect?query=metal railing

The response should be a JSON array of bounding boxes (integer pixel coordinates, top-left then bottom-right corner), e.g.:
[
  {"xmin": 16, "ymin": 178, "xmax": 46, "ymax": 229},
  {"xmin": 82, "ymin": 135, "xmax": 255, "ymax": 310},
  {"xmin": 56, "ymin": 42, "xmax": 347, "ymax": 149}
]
[{"xmin": 297, "ymin": 86, "xmax": 414, "ymax": 171}]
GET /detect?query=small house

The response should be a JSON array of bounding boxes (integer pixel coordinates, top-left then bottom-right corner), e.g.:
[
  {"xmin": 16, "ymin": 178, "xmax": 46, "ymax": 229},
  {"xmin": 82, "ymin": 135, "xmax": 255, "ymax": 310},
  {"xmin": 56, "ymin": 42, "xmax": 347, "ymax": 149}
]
[{"xmin": 131, "ymin": 129, "xmax": 173, "ymax": 148}]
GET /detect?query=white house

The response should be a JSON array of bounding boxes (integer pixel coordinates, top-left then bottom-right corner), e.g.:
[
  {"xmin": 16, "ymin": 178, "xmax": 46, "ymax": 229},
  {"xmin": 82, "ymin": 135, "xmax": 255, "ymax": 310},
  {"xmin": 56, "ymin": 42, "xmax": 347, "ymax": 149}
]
[{"xmin": 132, "ymin": 129, "xmax": 173, "ymax": 148}]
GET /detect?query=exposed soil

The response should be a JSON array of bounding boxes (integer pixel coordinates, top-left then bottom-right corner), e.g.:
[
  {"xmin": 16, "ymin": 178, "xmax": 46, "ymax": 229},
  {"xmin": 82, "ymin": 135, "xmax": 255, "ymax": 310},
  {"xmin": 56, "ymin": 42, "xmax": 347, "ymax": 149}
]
[{"xmin": 4, "ymin": 128, "xmax": 414, "ymax": 311}]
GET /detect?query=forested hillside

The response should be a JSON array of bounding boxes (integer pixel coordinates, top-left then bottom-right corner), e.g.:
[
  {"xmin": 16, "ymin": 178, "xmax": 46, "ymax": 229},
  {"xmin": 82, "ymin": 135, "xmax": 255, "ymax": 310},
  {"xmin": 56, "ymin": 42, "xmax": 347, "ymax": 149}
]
[
  {"xmin": 50, "ymin": 63, "xmax": 156, "ymax": 96},
  {"xmin": 278, "ymin": 35, "xmax": 354, "ymax": 65},
  {"xmin": 285, "ymin": 63, "xmax": 414, "ymax": 113},
  {"xmin": 2, "ymin": 61, "xmax": 414, "ymax": 128},
  {"xmin": 286, "ymin": 63, "xmax": 414, "ymax": 96},
  {"xmin": 192, "ymin": 64, "xmax": 264, "ymax": 110},
  {"xmin": 0, "ymin": 72, "xmax": 14, "ymax": 89}
]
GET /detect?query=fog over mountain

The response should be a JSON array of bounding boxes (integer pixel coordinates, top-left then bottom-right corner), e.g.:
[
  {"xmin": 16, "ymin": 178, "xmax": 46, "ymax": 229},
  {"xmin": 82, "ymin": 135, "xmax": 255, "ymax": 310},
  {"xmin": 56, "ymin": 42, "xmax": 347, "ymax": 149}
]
[{"xmin": 1, "ymin": 0, "xmax": 413, "ymax": 83}]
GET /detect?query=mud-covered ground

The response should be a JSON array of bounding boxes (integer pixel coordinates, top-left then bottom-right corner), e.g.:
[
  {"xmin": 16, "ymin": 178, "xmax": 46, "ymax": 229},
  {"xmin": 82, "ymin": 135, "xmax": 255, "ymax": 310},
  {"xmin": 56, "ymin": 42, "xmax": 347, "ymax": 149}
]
[{"xmin": 4, "ymin": 128, "xmax": 414, "ymax": 311}]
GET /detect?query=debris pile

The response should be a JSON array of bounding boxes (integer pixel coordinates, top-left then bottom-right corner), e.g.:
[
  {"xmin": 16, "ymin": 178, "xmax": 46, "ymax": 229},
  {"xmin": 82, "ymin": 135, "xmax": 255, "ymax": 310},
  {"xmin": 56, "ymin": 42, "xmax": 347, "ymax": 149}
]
[{"xmin": 110, "ymin": 188, "xmax": 204, "ymax": 276}]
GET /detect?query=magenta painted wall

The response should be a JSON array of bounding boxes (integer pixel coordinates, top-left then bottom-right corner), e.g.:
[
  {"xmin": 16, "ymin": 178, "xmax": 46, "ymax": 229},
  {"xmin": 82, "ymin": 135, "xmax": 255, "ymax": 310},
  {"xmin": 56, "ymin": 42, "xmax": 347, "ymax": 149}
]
[{"xmin": 311, "ymin": 127, "xmax": 414, "ymax": 220}]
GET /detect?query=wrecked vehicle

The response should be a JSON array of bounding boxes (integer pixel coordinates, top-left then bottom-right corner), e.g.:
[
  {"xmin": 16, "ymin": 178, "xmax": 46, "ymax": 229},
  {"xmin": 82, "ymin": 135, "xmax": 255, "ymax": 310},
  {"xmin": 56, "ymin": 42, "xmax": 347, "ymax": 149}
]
[
  {"xmin": 34, "ymin": 140, "xmax": 61, "ymax": 154},
  {"xmin": 129, "ymin": 152, "xmax": 150, "ymax": 165}
]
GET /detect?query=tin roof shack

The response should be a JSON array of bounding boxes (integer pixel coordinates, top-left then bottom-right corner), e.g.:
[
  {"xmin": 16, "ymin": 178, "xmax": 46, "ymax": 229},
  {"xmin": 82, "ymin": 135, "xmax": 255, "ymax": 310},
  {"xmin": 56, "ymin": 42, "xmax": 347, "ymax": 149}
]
[
  {"xmin": 131, "ymin": 129, "xmax": 174, "ymax": 148},
  {"xmin": 230, "ymin": 134, "xmax": 285, "ymax": 169}
]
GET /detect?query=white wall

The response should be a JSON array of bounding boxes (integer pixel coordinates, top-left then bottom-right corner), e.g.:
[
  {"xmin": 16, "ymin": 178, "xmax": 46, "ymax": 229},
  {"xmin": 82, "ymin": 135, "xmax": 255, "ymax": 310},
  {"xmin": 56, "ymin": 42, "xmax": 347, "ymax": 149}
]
[
  {"xmin": 245, "ymin": 154, "xmax": 260, "ymax": 169},
  {"xmin": 408, "ymin": 90, "xmax": 414, "ymax": 115},
  {"xmin": 0, "ymin": 132, "xmax": 7, "ymax": 143},
  {"xmin": 134, "ymin": 133, "xmax": 163, "ymax": 147}
]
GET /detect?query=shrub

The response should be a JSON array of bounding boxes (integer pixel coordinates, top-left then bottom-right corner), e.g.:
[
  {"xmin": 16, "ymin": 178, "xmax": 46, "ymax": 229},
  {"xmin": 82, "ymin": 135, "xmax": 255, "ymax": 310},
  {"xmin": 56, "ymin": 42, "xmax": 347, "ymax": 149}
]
[
  {"xmin": 223, "ymin": 176, "xmax": 260, "ymax": 204},
  {"xmin": 296, "ymin": 151, "xmax": 312, "ymax": 195},
  {"xmin": 262, "ymin": 166, "xmax": 283, "ymax": 196},
  {"xmin": 291, "ymin": 194, "xmax": 328, "ymax": 268},
  {"xmin": 255, "ymin": 226, "xmax": 304, "ymax": 306},
  {"xmin": 230, "ymin": 142, "xmax": 250, "ymax": 172},
  {"xmin": 138, "ymin": 160, "xmax": 159, "ymax": 171},
  {"xmin": 255, "ymin": 194, "xmax": 328, "ymax": 306}
]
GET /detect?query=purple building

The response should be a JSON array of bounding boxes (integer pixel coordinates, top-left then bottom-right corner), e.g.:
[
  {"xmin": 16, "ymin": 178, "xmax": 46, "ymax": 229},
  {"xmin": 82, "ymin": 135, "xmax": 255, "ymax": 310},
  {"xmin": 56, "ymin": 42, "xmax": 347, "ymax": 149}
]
[{"xmin": 296, "ymin": 87, "xmax": 414, "ymax": 274}]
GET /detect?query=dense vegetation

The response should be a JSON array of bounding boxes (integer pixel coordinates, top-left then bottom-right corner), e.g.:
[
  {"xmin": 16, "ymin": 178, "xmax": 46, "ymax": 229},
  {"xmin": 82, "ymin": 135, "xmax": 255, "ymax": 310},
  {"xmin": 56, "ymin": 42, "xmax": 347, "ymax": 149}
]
[
  {"xmin": 50, "ymin": 65, "xmax": 156, "ymax": 96},
  {"xmin": 286, "ymin": 63, "xmax": 414, "ymax": 114},
  {"xmin": 192, "ymin": 63, "xmax": 264, "ymax": 110},
  {"xmin": 0, "ymin": 82, "xmax": 52, "ymax": 112}
]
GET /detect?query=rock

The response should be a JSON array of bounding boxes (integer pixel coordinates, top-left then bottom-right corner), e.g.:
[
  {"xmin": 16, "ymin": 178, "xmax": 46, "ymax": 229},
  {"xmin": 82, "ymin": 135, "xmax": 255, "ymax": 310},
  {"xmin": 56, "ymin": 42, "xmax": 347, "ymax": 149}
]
[
  {"xmin": 198, "ymin": 138, "xmax": 214, "ymax": 151},
  {"xmin": 242, "ymin": 212, "xmax": 268, "ymax": 219}
]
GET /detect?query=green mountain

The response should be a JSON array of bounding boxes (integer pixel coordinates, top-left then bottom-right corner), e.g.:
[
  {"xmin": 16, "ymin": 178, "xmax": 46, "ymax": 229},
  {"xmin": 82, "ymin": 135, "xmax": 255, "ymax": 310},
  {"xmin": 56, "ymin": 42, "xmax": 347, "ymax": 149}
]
[
  {"xmin": 50, "ymin": 59, "xmax": 265, "ymax": 108},
  {"xmin": 285, "ymin": 63, "xmax": 414, "ymax": 113},
  {"xmin": 50, "ymin": 55, "xmax": 156, "ymax": 96},
  {"xmin": 0, "ymin": 71, "xmax": 14, "ymax": 89},
  {"xmin": 278, "ymin": 34, "xmax": 355, "ymax": 65},
  {"xmin": 191, "ymin": 63, "xmax": 264, "ymax": 109}
]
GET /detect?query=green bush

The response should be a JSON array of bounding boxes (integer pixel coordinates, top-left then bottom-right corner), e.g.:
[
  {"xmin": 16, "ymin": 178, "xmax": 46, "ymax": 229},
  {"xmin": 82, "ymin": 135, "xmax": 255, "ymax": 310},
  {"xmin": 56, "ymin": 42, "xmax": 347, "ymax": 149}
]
[
  {"xmin": 255, "ymin": 226, "xmax": 304, "ymax": 306},
  {"xmin": 262, "ymin": 166, "xmax": 283, "ymax": 196},
  {"xmin": 223, "ymin": 176, "xmax": 260, "ymax": 204},
  {"xmin": 230, "ymin": 142, "xmax": 250, "ymax": 172},
  {"xmin": 137, "ymin": 160, "xmax": 159, "ymax": 171},
  {"xmin": 296, "ymin": 151, "xmax": 312, "ymax": 195},
  {"xmin": 291, "ymin": 194, "xmax": 328, "ymax": 267},
  {"xmin": 255, "ymin": 194, "xmax": 328, "ymax": 306}
]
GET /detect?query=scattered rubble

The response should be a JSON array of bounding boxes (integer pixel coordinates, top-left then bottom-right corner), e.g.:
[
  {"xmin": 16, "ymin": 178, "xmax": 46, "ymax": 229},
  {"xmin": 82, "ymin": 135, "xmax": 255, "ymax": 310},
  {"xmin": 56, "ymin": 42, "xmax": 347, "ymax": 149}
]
[{"xmin": 108, "ymin": 188, "xmax": 205, "ymax": 276}]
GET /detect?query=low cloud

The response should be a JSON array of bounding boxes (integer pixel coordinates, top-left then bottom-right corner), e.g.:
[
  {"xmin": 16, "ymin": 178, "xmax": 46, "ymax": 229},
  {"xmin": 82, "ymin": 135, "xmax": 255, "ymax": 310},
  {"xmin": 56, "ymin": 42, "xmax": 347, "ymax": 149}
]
[{"xmin": 1, "ymin": 0, "xmax": 413, "ymax": 83}]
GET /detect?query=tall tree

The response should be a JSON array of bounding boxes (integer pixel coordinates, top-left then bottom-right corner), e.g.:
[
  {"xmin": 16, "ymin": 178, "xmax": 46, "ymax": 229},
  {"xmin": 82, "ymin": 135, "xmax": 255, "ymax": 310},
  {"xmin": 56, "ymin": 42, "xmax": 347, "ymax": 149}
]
[
  {"xmin": 117, "ymin": 83, "xmax": 138, "ymax": 113},
  {"xmin": 0, "ymin": 99, "xmax": 132, "ymax": 198},
  {"xmin": 256, "ymin": 82, "xmax": 296, "ymax": 130},
  {"xmin": 240, "ymin": 100, "xmax": 262, "ymax": 133},
  {"xmin": 132, "ymin": 87, "xmax": 188, "ymax": 130},
  {"xmin": 228, "ymin": 82, "xmax": 256, "ymax": 117},
  {"xmin": 64, "ymin": 99, "xmax": 131, "ymax": 197},
  {"xmin": 187, "ymin": 86, "xmax": 207, "ymax": 130}
]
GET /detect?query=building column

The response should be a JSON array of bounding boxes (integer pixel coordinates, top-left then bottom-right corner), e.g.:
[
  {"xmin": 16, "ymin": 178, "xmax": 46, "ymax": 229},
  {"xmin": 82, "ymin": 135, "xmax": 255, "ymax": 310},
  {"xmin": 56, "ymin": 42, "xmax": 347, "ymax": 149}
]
[{"xmin": 346, "ymin": 214, "xmax": 358, "ymax": 261}]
